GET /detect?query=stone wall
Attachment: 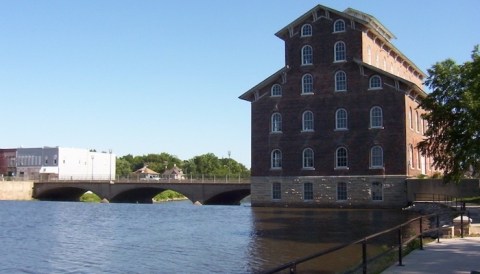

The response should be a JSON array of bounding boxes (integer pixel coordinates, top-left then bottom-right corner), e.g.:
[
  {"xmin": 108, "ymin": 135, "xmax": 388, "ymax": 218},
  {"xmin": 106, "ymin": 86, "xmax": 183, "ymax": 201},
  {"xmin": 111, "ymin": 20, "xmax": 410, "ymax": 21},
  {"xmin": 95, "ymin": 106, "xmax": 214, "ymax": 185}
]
[
  {"xmin": 406, "ymin": 179, "xmax": 480, "ymax": 201},
  {"xmin": 251, "ymin": 175, "xmax": 408, "ymax": 208},
  {"xmin": 0, "ymin": 181, "xmax": 33, "ymax": 200}
]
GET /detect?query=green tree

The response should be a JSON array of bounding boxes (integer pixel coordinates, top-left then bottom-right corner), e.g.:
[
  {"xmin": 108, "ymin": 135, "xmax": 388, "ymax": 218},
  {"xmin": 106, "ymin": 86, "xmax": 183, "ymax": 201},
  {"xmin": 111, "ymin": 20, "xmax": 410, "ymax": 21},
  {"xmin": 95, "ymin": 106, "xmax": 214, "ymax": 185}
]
[
  {"xmin": 418, "ymin": 46, "xmax": 480, "ymax": 183},
  {"xmin": 116, "ymin": 158, "xmax": 132, "ymax": 178}
]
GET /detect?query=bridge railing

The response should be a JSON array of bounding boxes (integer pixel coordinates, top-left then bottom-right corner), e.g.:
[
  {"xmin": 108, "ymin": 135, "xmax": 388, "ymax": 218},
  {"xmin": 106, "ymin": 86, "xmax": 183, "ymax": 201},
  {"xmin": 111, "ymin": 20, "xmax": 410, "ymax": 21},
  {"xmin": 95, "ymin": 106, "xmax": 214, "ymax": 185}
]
[{"xmin": 35, "ymin": 174, "xmax": 251, "ymax": 184}]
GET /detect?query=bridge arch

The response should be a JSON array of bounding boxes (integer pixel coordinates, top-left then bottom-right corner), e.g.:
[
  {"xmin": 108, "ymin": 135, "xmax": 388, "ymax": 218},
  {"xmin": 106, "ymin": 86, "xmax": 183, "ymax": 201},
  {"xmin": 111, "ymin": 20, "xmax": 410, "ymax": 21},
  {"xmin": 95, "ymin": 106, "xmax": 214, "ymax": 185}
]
[
  {"xmin": 110, "ymin": 187, "xmax": 195, "ymax": 204},
  {"xmin": 34, "ymin": 186, "xmax": 101, "ymax": 202}
]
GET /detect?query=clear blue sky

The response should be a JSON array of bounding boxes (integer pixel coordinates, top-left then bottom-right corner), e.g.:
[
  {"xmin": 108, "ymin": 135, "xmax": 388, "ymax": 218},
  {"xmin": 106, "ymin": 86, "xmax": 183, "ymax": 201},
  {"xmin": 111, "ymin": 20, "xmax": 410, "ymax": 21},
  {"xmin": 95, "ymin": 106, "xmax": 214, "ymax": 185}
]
[{"xmin": 1, "ymin": 1, "xmax": 479, "ymax": 168}]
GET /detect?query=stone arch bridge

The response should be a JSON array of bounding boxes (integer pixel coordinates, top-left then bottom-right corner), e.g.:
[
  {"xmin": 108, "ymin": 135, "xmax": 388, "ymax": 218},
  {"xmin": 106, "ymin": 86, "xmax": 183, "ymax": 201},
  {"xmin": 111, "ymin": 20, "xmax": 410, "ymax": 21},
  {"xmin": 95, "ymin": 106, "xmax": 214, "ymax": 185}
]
[{"xmin": 33, "ymin": 180, "xmax": 251, "ymax": 205}]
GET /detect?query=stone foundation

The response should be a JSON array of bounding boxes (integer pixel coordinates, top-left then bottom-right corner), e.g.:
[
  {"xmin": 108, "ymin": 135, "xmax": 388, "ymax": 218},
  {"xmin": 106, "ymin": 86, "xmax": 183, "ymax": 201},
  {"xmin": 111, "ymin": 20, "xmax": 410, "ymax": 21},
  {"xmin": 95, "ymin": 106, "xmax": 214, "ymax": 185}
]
[
  {"xmin": 0, "ymin": 181, "xmax": 33, "ymax": 200},
  {"xmin": 251, "ymin": 175, "xmax": 408, "ymax": 208}
]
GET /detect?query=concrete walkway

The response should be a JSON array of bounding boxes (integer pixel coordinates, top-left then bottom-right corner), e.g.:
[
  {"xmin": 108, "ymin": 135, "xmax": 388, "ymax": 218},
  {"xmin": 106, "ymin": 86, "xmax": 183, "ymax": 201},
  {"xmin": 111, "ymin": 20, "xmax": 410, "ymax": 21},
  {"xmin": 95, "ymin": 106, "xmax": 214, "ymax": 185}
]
[
  {"xmin": 383, "ymin": 203, "xmax": 480, "ymax": 273},
  {"xmin": 382, "ymin": 237, "xmax": 480, "ymax": 273}
]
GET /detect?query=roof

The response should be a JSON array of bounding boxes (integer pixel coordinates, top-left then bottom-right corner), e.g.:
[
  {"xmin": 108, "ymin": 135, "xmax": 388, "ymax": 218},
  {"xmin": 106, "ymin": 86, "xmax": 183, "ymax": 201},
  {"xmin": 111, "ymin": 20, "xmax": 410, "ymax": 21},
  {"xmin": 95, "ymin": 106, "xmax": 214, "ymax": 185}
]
[
  {"xmin": 134, "ymin": 166, "xmax": 159, "ymax": 175},
  {"xmin": 239, "ymin": 66, "xmax": 289, "ymax": 102},
  {"xmin": 163, "ymin": 165, "xmax": 183, "ymax": 176},
  {"xmin": 352, "ymin": 58, "xmax": 427, "ymax": 98}
]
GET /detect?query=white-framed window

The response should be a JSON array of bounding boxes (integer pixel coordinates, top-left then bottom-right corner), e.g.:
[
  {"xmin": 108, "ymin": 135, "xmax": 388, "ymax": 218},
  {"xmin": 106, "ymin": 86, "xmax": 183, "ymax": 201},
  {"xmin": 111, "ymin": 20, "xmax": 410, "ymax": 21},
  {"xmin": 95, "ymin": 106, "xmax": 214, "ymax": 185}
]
[
  {"xmin": 337, "ymin": 182, "xmax": 347, "ymax": 200},
  {"xmin": 417, "ymin": 149, "xmax": 422, "ymax": 169},
  {"xmin": 301, "ymin": 45, "xmax": 313, "ymax": 65},
  {"xmin": 271, "ymin": 113, "xmax": 282, "ymax": 133},
  {"xmin": 334, "ymin": 41, "xmax": 346, "ymax": 62},
  {"xmin": 370, "ymin": 146, "xmax": 384, "ymax": 168},
  {"xmin": 271, "ymin": 149, "xmax": 282, "ymax": 169},
  {"xmin": 335, "ymin": 147, "xmax": 348, "ymax": 168},
  {"xmin": 369, "ymin": 75, "xmax": 382, "ymax": 89},
  {"xmin": 271, "ymin": 84, "xmax": 282, "ymax": 97},
  {"xmin": 301, "ymin": 24, "xmax": 312, "ymax": 37},
  {"xmin": 409, "ymin": 107, "xmax": 413, "ymax": 130},
  {"xmin": 333, "ymin": 19, "xmax": 346, "ymax": 33},
  {"xmin": 272, "ymin": 182, "xmax": 281, "ymax": 200},
  {"xmin": 335, "ymin": 108, "xmax": 348, "ymax": 130},
  {"xmin": 304, "ymin": 182, "xmax": 313, "ymax": 200},
  {"xmin": 302, "ymin": 148, "xmax": 314, "ymax": 169},
  {"xmin": 302, "ymin": 74, "xmax": 314, "ymax": 94},
  {"xmin": 370, "ymin": 106, "xmax": 383, "ymax": 128},
  {"xmin": 302, "ymin": 111, "xmax": 314, "ymax": 131},
  {"xmin": 415, "ymin": 110, "xmax": 420, "ymax": 132},
  {"xmin": 371, "ymin": 182, "xmax": 383, "ymax": 201},
  {"xmin": 335, "ymin": 70, "xmax": 347, "ymax": 92}
]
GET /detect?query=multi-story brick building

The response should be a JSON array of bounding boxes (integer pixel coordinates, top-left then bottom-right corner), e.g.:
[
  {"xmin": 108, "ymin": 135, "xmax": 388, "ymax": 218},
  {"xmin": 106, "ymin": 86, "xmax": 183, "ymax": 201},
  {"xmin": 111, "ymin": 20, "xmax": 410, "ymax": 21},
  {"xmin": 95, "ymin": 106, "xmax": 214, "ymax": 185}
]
[{"xmin": 239, "ymin": 5, "xmax": 436, "ymax": 208}]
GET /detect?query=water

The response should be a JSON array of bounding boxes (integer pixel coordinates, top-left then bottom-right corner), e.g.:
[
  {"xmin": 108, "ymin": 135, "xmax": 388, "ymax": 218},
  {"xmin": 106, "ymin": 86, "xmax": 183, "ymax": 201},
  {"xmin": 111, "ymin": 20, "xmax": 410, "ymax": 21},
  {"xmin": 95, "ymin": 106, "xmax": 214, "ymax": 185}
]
[{"xmin": 0, "ymin": 201, "xmax": 418, "ymax": 273}]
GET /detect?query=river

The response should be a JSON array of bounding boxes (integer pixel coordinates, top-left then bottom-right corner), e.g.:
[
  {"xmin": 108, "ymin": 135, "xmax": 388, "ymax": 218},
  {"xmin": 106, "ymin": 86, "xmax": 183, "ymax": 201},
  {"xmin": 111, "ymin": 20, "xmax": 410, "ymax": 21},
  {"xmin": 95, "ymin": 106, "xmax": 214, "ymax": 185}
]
[{"xmin": 0, "ymin": 200, "xmax": 419, "ymax": 273}]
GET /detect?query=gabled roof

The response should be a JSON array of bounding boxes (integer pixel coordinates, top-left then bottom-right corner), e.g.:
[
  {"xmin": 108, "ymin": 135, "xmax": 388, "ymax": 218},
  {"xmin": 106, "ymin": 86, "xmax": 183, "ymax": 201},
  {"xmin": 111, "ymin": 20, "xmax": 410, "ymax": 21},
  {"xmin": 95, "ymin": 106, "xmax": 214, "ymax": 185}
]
[
  {"xmin": 239, "ymin": 66, "xmax": 289, "ymax": 102},
  {"xmin": 134, "ymin": 166, "xmax": 159, "ymax": 175},
  {"xmin": 163, "ymin": 165, "xmax": 183, "ymax": 176}
]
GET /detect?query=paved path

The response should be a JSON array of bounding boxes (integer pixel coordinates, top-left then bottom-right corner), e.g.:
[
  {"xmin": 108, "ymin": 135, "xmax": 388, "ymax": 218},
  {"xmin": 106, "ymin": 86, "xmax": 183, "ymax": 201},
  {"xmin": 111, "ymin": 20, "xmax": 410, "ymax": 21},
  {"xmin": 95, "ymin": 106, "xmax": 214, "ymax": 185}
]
[
  {"xmin": 382, "ymin": 237, "xmax": 480, "ymax": 273},
  {"xmin": 383, "ymin": 203, "xmax": 480, "ymax": 273}
]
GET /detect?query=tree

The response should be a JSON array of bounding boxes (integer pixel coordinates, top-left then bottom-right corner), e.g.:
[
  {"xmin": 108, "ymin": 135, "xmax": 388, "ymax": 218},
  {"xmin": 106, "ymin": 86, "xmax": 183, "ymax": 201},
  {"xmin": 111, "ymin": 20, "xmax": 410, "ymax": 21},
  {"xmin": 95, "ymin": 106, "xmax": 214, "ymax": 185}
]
[
  {"xmin": 418, "ymin": 46, "xmax": 480, "ymax": 183},
  {"xmin": 116, "ymin": 158, "xmax": 133, "ymax": 178}
]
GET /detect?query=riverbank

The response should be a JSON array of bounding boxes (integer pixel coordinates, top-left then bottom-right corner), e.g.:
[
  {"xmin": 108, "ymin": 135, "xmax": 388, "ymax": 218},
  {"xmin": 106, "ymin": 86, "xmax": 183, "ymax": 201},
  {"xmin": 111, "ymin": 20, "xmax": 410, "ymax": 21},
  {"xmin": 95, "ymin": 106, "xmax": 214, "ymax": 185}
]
[{"xmin": 0, "ymin": 181, "xmax": 33, "ymax": 200}]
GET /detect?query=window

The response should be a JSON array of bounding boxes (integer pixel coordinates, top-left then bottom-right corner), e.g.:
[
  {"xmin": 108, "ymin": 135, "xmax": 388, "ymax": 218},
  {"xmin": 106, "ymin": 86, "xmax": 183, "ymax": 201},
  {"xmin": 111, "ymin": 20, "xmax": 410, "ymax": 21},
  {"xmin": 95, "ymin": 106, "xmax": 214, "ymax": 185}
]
[
  {"xmin": 271, "ymin": 113, "xmax": 282, "ymax": 133},
  {"xmin": 333, "ymin": 19, "xmax": 346, "ymax": 32},
  {"xmin": 409, "ymin": 107, "xmax": 413, "ymax": 130},
  {"xmin": 304, "ymin": 182, "xmax": 313, "ymax": 200},
  {"xmin": 415, "ymin": 111, "xmax": 420, "ymax": 132},
  {"xmin": 372, "ymin": 182, "xmax": 383, "ymax": 201},
  {"xmin": 370, "ymin": 146, "xmax": 384, "ymax": 168},
  {"xmin": 409, "ymin": 144, "xmax": 414, "ymax": 168},
  {"xmin": 301, "ymin": 24, "xmax": 312, "ymax": 37},
  {"xmin": 302, "ymin": 148, "xmax": 314, "ymax": 169},
  {"xmin": 335, "ymin": 70, "xmax": 347, "ymax": 91},
  {"xmin": 335, "ymin": 108, "xmax": 348, "ymax": 130},
  {"xmin": 271, "ymin": 149, "xmax": 282, "ymax": 169},
  {"xmin": 302, "ymin": 111, "xmax": 314, "ymax": 131},
  {"xmin": 370, "ymin": 106, "xmax": 383, "ymax": 128},
  {"xmin": 272, "ymin": 182, "xmax": 281, "ymax": 200},
  {"xmin": 302, "ymin": 74, "xmax": 314, "ymax": 94},
  {"xmin": 335, "ymin": 147, "xmax": 348, "ymax": 168},
  {"xmin": 337, "ymin": 182, "xmax": 347, "ymax": 200},
  {"xmin": 301, "ymin": 45, "xmax": 313, "ymax": 65},
  {"xmin": 417, "ymin": 150, "xmax": 422, "ymax": 169},
  {"xmin": 271, "ymin": 84, "xmax": 282, "ymax": 97},
  {"xmin": 334, "ymin": 41, "xmax": 346, "ymax": 62},
  {"xmin": 369, "ymin": 75, "xmax": 382, "ymax": 89}
]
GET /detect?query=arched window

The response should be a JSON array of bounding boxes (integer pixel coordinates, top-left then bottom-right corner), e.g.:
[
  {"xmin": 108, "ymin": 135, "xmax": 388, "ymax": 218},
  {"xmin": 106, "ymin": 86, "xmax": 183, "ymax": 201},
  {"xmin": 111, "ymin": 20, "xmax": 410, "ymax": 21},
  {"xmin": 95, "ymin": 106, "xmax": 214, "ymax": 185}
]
[
  {"xmin": 301, "ymin": 24, "xmax": 312, "ymax": 37},
  {"xmin": 409, "ymin": 107, "xmax": 413, "ymax": 129},
  {"xmin": 272, "ymin": 182, "xmax": 281, "ymax": 200},
  {"xmin": 302, "ymin": 74, "xmax": 313, "ymax": 94},
  {"xmin": 409, "ymin": 144, "xmax": 414, "ymax": 168},
  {"xmin": 369, "ymin": 75, "xmax": 382, "ymax": 89},
  {"xmin": 303, "ymin": 182, "xmax": 313, "ymax": 200},
  {"xmin": 334, "ymin": 41, "xmax": 346, "ymax": 62},
  {"xmin": 415, "ymin": 110, "xmax": 420, "ymax": 132},
  {"xmin": 271, "ymin": 113, "xmax": 282, "ymax": 133},
  {"xmin": 271, "ymin": 149, "xmax": 282, "ymax": 169},
  {"xmin": 335, "ymin": 147, "xmax": 348, "ymax": 168},
  {"xmin": 271, "ymin": 84, "xmax": 282, "ymax": 97},
  {"xmin": 333, "ymin": 19, "xmax": 345, "ymax": 32},
  {"xmin": 335, "ymin": 70, "xmax": 347, "ymax": 91},
  {"xmin": 371, "ymin": 182, "xmax": 383, "ymax": 201},
  {"xmin": 337, "ymin": 182, "xmax": 347, "ymax": 200},
  {"xmin": 303, "ymin": 148, "xmax": 314, "ymax": 169},
  {"xmin": 370, "ymin": 106, "xmax": 383, "ymax": 128},
  {"xmin": 335, "ymin": 108, "xmax": 348, "ymax": 130},
  {"xmin": 370, "ymin": 146, "xmax": 384, "ymax": 168},
  {"xmin": 302, "ymin": 111, "xmax": 314, "ymax": 131},
  {"xmin": 301, "ymin": 45, "xmax": 313, "ymax": 65}
]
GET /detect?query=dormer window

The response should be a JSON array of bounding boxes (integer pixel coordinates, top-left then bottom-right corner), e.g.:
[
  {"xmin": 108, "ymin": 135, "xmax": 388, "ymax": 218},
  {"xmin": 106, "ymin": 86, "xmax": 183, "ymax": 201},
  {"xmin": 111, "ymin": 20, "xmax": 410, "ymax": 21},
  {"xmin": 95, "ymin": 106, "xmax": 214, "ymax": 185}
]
[
  {"xmin": 333, "ymin": 19, "xmax": 346, "ymax": 33},
  {"xmin": 301, "ymin": 24, "xmax": 312, "ymax": 37},
  {"xmin": 271, "ymin": 84, "xmax": 282, "ymax": 97}
]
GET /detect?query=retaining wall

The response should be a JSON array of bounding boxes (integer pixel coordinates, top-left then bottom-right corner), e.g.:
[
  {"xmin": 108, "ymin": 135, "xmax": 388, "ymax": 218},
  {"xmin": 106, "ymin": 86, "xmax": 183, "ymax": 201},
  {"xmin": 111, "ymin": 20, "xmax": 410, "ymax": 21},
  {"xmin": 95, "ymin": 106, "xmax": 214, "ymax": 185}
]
[{"xmin": 0, "ymin": 181, "xmax": 33, "ymax": 200}]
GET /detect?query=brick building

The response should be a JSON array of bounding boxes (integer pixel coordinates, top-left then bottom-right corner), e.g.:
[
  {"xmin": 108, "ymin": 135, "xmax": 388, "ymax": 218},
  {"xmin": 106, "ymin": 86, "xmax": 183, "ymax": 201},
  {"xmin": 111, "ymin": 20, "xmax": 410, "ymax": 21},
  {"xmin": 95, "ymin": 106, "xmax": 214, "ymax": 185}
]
[{"xmin": 239, "ymin": 5, "xmax": 436, "ymax": 208}]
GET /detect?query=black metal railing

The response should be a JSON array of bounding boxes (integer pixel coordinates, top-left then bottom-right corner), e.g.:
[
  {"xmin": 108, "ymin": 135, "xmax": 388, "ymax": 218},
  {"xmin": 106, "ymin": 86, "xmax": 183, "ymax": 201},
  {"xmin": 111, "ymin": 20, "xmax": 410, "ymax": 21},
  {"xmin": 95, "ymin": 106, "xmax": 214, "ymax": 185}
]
[{"xmin": 261, "ymin": 209, "xmax": 467, "ymax": 274}]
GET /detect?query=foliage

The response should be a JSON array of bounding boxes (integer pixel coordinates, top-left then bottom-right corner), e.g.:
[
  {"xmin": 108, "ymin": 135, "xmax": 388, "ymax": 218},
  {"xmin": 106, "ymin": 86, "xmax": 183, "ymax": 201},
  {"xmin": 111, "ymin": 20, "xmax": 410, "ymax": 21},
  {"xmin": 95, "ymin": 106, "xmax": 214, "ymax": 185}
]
[
  {"xmin": 153, "ymin": 190, "xmax": 185, "ymax": 202},
  {"xmin": 418, "ymin": 46, "xmax": 480, "ymax": 183},
  {"xmin": 116, "ymin": 152, "xmax": 250, "ymax": 178},
  {"xmin": 80, "ymin": 192, "xmax": 101, "ymax": 202}
]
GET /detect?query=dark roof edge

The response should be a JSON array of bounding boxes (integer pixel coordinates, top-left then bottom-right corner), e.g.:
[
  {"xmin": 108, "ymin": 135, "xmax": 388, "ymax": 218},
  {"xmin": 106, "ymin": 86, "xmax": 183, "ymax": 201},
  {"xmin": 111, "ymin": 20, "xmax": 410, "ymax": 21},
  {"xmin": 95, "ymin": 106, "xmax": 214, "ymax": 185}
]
[{"xmin": 239, "ymin": 66, "xmax": 290, "ymax": 101}]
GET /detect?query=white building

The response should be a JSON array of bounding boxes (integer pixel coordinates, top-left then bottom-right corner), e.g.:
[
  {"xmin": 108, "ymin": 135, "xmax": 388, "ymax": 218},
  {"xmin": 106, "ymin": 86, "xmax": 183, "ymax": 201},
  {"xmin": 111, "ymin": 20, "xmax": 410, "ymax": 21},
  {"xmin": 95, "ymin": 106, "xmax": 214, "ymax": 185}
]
[{"xmin": 16, "ymin": 147, "xmax": 116, "ymax": 181}]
